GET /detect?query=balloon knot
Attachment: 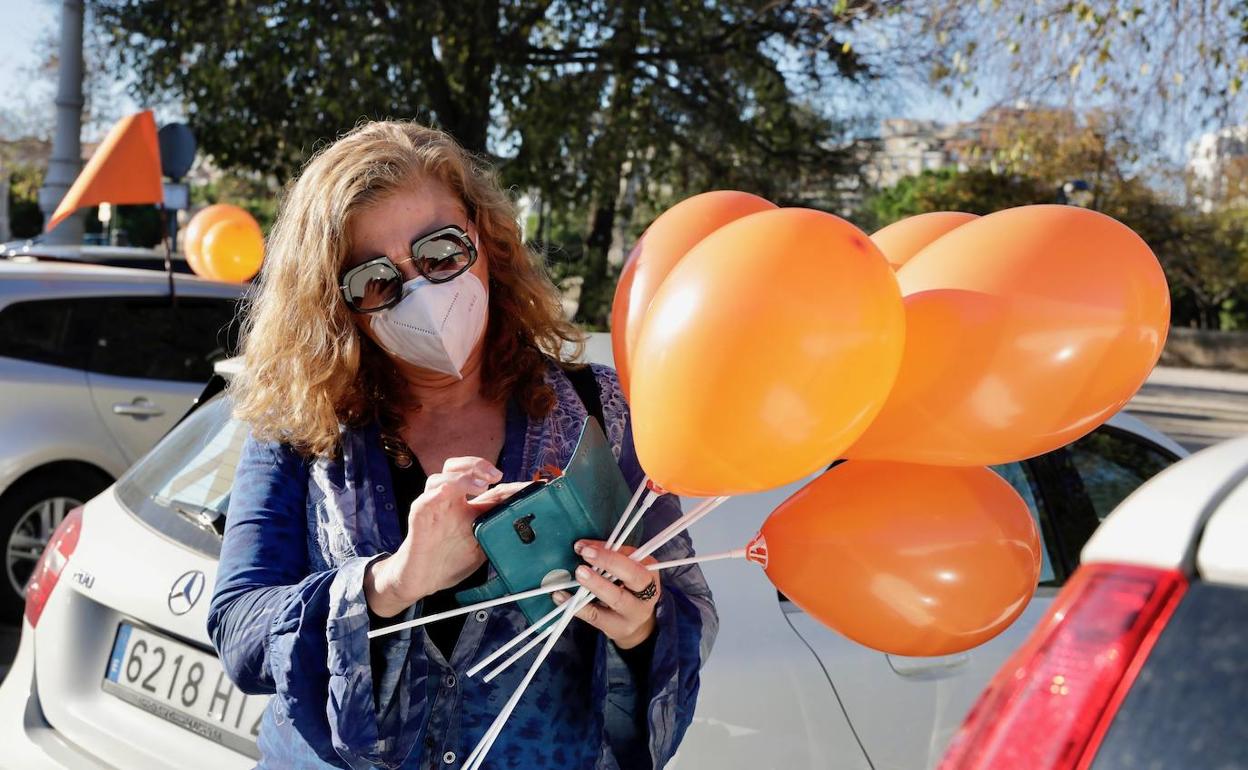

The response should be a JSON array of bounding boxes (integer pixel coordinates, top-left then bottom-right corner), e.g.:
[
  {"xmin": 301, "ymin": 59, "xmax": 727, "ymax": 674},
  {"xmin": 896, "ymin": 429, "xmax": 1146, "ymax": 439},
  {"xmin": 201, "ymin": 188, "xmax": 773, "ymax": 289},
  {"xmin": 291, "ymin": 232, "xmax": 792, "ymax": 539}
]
[{"xmin": 745, "ymin": 533, "xmax": 768, "ymax": 568}]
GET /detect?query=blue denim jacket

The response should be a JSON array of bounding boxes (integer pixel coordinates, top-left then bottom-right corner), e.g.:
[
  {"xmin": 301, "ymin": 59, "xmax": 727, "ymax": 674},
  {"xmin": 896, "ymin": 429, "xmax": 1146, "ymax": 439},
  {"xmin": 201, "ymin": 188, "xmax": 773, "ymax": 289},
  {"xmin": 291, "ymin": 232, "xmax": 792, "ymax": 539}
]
[{"xmin": 208, "ymin": 363, "xmax": 717, "ymax": 769}]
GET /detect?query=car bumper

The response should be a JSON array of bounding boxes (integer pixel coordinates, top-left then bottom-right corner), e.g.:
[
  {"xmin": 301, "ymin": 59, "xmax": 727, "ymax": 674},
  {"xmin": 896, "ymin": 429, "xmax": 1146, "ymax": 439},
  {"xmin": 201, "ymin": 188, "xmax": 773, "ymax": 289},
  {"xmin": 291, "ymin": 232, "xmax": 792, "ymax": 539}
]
[{"xmin": 0, "ymin": 620, "xmax": 110, "ymax": 770}]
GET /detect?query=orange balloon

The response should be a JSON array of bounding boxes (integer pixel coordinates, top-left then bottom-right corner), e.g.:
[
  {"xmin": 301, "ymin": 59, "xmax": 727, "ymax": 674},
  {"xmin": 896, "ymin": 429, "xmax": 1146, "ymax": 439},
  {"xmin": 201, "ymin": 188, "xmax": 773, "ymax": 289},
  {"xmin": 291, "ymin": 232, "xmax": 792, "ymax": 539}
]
[
  {"xmin": 630, "ymin": 208, "xmax": 904, "ymax": 496},
  {"xmin": 610, "ymin": 257, "xmax": 639, "ymax": 389},
  {"xmin": 201, "ymin": 219, "xmax": 264, "ymax": 283},
  {"xmin": 752, "ymin": 461, "xmax": 1041, "ymax": 656},
  {"xmin": 185, "ymin": 204, "xmax": 261, "ymax": 279},
  {"xmin": 848, "ymin": 205, "xmax": 1169, "ymax": 465},
  {"xmin": 611, "ymin": 191, "xmax": 776, "ymax": 398},
  {"xmin": 870, "ymin": 211, "xmax": 978, "ymax": 270}
]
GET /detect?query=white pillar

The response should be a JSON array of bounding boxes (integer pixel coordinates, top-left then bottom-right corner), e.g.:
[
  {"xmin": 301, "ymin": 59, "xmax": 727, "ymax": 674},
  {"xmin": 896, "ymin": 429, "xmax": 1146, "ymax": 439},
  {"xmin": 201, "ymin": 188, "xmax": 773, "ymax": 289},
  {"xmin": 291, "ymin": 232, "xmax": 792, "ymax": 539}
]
[{"xmin": 38, "ymin": 0, "xmax": 84, "ymax": 245}]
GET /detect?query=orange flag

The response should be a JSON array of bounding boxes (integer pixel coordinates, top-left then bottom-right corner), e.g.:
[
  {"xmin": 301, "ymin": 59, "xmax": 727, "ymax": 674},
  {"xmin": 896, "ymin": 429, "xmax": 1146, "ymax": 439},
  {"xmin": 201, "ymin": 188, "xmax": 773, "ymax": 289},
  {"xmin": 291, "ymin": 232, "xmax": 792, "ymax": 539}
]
[{"xmin": 46, "ymin": 109, "xmax": 164, "ymax": 231}]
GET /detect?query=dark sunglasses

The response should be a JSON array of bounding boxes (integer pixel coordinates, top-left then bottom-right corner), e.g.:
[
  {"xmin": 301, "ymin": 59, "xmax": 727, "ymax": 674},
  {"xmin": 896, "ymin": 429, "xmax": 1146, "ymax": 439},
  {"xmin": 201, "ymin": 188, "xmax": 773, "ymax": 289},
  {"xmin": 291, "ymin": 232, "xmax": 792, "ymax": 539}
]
[{"xmin": 338, "ymin": 224, "xmax": 478, "ymax": 313}]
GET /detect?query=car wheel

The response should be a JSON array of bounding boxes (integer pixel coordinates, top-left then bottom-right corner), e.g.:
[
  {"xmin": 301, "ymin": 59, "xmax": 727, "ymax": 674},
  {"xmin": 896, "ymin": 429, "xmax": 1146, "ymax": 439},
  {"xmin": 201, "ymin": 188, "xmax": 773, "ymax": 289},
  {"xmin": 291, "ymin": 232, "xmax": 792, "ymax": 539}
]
[{"xmin": 0, "ymin": 469, "xmax": 110, "ymax": 621}]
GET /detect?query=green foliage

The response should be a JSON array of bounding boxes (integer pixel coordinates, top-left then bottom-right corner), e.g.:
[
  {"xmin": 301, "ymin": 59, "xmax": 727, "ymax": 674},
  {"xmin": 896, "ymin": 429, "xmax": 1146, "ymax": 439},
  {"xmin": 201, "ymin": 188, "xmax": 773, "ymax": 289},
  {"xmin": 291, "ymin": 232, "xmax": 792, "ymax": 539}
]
[
  {"xmin": 113, "ymin": 205, "xmax": 164, "ymax": 247},
  {"xmin": 860, "ymin": 167, "xmax": 1052, "ymax": 230},
  {"xmin": 94, "ymin": 1, "xmax": 876, "ymax": 179},
  {"xmin": 191, "ymin": 174, "xmax": 280, "ymax": 233},
  {"xmin": 7, "ymin": 164, "xmax": 44, "ymax": 239}
]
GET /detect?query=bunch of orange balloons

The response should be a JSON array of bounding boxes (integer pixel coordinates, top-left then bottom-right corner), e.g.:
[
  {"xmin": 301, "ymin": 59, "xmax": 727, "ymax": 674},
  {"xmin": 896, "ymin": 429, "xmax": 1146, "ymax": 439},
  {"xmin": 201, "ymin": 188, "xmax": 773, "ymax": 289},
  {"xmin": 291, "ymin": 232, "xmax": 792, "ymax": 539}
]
[
  {"xmin": 183, "ymin": 204, "xmax": 265, "ymax": 283},
  {"xmin": 610, "ymin": 194, "xmax": 1170, "ymax": 656}
]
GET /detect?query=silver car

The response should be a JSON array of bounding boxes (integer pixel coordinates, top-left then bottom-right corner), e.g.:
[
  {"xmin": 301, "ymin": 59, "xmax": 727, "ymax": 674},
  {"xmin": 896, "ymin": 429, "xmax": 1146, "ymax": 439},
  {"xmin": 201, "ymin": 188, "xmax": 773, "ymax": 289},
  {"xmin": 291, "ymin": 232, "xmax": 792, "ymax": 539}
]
[
  {"xmin": 0, "ymin": 243, "xmax": 195, "ymax": 274},
  {"xmin": 0, "ymin": 260, "xmax": 243, "ymax": 620},
  {"xmin": 0, "ymin": 334, "xmax": 1189, "ymax": 769}
]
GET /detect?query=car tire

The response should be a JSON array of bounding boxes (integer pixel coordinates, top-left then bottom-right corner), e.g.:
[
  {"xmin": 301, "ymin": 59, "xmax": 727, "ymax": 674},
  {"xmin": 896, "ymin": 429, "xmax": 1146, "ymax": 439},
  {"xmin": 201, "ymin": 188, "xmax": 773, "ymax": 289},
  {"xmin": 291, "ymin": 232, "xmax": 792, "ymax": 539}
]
[{"xmin": 0, "ymin": 468, "xmax": 111, "ymax": 622}]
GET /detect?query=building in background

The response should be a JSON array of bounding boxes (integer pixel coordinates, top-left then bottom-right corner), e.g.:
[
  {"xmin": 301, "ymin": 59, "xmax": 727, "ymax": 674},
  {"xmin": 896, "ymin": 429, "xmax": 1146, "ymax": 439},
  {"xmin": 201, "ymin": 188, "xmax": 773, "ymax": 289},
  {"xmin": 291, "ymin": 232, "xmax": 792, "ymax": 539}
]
[
  {"xmin": 1188, "ymin": 126, "xmax": 1248, "ymax": 212},
  {"xmin": 861, "ymin": 118, "xmax": 969, "ymax": 188}
]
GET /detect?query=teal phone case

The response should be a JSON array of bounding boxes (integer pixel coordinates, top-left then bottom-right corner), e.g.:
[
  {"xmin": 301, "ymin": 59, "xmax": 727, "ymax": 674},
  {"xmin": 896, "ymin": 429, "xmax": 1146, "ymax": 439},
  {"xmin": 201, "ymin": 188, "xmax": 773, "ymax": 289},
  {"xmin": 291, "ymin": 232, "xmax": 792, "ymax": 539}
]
[{"xmin": 456, "ymin": 417, "xmax": 637, "ymax": 624}]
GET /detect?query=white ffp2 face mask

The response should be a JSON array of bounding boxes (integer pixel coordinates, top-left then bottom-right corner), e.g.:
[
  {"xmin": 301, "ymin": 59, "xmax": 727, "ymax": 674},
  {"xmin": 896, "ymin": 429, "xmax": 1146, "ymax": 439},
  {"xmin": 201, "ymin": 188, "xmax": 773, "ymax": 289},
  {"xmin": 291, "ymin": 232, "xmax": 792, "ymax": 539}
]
[{"xmin": 369, "ymin": 271, "xmax": 488, "ymax": 379}]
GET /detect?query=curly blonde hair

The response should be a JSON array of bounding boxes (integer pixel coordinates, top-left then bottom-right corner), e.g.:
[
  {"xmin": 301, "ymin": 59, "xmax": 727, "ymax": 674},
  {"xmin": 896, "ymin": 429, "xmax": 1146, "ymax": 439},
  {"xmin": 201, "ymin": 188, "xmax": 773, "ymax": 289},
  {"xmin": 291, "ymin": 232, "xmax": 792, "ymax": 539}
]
[{"xmin": 230, "ymin": 120, "xmax": 585, "ymax": 458}]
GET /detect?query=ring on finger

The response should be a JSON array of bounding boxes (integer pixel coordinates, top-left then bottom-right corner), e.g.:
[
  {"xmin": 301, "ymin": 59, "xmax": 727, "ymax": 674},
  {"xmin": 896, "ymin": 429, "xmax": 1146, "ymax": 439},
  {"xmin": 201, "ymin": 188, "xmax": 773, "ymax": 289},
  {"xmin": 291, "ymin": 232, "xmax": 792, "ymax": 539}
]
[{"xmin": 630, "ymin": 578, "xmax": 658, "ymax": 601}]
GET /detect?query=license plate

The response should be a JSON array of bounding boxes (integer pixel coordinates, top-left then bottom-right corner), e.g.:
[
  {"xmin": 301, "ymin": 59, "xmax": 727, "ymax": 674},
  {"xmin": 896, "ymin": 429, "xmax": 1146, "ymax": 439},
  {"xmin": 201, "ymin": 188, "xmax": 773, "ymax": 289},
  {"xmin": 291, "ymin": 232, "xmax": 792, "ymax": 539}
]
[{"xmin": 103, "ymin": 623, "xmax": 266, "ymax": 759}]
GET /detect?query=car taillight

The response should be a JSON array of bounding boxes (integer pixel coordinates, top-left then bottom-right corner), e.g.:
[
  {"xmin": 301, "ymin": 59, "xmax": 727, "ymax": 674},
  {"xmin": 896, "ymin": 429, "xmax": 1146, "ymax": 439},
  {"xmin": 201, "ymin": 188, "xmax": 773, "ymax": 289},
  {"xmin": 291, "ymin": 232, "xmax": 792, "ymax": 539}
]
[
  {"xmin": 939, "ymin": 563, "xmax": 1187, "ymax": 770},
  {"xmin": 23, "ymin": 504, "xmax": 84, "ymax": 628}
]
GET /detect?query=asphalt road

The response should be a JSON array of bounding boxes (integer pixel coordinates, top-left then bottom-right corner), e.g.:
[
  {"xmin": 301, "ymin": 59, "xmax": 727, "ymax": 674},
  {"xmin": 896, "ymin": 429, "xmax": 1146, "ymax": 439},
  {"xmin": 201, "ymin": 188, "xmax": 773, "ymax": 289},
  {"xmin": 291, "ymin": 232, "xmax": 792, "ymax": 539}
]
[
  {"xmin": 1129, "ymin": 366, "xmax": 1248, "ymax": 451},
  {"xmin": 0, "ymin": 365, "xmax": 1243, "ymax": 684}
]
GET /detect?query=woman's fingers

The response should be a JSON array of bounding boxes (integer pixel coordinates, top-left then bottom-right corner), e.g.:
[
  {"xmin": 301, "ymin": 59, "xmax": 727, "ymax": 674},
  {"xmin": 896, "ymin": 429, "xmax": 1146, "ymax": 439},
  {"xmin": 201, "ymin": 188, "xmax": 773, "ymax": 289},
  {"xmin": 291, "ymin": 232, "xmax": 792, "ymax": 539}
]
[
  {"xmin": 575, "ymin": 541, "xmax": 659, "ymax": 593},
  {"xmin": 467, "ymin": 481, "xmax": 532, "ymax": 508},
  {"xmin": 551, "ymin": 591, "xmax": 633, "ymax": 639},
  {"xmin": 442, "ymin": 456, "xmax": 503, "ymax": 479},
  {"xmin": 425, "ymin": 471, "xmax": 489, "ymax": 498},
  {"xmin": 573, "ymin": 564, "xmax": 635, "ymax": 615},
  {"xmin": 425, "ymin": 458, "xmax": 502, "ymax": 497},
  {"xmin": 547, "ymin": 540, "xmax": 662, "ymax": 649}
]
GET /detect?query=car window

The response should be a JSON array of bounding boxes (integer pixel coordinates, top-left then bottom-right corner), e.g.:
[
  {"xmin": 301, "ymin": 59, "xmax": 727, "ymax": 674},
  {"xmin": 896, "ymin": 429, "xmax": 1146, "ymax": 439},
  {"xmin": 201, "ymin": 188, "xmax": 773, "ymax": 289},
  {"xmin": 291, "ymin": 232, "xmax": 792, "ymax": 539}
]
[
  {"xmin": 991, "ymin": 462, "xmax": 1056, "ymax": 584},
  {"xmin": 115, "ymin": 394, "xmax": 245, "ymax": 558},
  {"xmin": 0, "ymin": 298, "xmax": 93, "ymax": 369},
  {"xmin": 173, "ymin": 297, "xmax": 243, "ymax": 379},
  {"xmin": 87, "ymin": 297, "xmax": 239, "ymax": 382},
  {"xmin": 1066, "ymin": 428, "xmax": 1177, "ymax": 521}
]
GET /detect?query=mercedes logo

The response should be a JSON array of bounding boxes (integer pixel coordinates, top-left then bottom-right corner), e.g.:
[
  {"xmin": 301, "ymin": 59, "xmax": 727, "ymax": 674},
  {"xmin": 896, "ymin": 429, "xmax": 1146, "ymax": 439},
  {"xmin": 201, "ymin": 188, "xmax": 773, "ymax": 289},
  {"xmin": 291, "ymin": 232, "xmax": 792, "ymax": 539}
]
[{"xmin": 168, "ymin": 570, "xmax": 206, "ymax": 616}]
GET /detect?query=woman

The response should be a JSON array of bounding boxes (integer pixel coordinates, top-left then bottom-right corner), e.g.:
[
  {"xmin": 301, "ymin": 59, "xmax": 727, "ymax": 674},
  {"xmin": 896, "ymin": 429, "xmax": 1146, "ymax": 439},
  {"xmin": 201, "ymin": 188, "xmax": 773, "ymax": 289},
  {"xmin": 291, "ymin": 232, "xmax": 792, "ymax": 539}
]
[{"xmin": 207, "ymin": 120, "xmax": 717, "ymax": 770}]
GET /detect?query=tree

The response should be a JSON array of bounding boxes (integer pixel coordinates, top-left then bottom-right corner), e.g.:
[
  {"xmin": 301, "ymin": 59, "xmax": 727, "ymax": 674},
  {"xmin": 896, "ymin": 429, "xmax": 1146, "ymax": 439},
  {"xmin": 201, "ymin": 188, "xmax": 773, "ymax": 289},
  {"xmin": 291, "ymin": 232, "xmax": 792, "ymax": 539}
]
[
  {"xmin": 859, "ymin": 167, "xmax": 1051, "ymax": 230},
  {"xmin": 93, "ymin": 0, "xmax": 920, "ymax": 326},
  {"xmin": 93, "ymin": 1, "xmax": 886, "ymax": 175},
  {"xmin": 913, "ymin": 0, "xmax": 1248, "ymax": 157},
  {"xmin": 6, "ymin": 164, "xmax": 45, "ymax": 239}
]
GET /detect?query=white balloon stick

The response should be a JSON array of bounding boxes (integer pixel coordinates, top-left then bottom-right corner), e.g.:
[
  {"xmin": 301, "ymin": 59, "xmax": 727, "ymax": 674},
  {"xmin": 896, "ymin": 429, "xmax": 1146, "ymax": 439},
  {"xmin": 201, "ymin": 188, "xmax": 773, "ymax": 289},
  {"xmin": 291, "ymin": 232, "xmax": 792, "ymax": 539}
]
[
  {"xmin": 462, "ymin": 582, "xmax": 582, "ymax": 770},
  {"xmin": 464, "ymin": 494, "xmax": 734, "ymax": 769},
  {"xmin": 367, "ymin": 549, "xmax": 744, "ymax": 639}
]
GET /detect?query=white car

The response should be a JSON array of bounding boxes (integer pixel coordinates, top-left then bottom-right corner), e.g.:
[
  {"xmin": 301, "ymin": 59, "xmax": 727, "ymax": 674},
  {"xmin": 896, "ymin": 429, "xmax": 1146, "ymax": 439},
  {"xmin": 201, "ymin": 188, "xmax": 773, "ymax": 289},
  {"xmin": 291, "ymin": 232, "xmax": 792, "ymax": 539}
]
[
  {"xmin": 0, "ymin": 337, "xmax": 1186, "ymax": 769},
  {"xmin": 938, "ymin": 432, "xmax": 1248, "ymax": 770},
  {"xmin": 0, "ymin": 261, "xmax": 243, "ymax": 621}
]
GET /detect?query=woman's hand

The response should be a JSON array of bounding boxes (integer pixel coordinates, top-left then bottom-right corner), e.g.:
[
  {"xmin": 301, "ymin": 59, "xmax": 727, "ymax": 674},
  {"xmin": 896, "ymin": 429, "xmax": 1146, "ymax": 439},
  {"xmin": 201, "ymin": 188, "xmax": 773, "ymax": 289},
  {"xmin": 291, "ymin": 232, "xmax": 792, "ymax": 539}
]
[
  {"xmin": 365, "ymin": 457, "xmax": 527, "ymax": 618},
  {"xmin": 552, "ymin": 540, "xmax": 661, "ymax": 650}
]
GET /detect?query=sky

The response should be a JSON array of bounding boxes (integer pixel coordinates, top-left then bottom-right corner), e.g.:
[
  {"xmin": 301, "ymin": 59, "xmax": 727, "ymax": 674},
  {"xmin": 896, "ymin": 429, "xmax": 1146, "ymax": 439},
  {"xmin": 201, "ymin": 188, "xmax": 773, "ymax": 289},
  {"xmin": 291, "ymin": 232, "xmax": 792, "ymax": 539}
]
[
  {"xmin": 0, "ymin": 0, "xmax": 60, "ymax": 117},
  {"xmin": 3, "ymin": 0, "xmax": 55, "ymax": 70},
  {"xmin": 1, "ymin": 0, "xmax": 151, "ymax": 141}
]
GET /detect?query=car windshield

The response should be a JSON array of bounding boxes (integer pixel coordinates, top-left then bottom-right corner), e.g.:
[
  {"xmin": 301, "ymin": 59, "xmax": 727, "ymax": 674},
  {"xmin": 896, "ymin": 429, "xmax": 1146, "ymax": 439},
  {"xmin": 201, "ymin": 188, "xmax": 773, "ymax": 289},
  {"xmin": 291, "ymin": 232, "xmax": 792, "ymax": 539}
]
[{"xmin": 115, "ymin": 393, "xmax": 247, "ymax": 557}]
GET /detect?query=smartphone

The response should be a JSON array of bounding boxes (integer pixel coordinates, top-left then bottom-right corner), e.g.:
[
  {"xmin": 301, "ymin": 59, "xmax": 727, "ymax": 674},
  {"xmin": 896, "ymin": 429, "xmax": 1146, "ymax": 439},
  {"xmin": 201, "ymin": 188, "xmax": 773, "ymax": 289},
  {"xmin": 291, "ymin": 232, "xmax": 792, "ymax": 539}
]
[{"xmin": 456, "ymin": 418, "xmax": 636, "ymax": 624}]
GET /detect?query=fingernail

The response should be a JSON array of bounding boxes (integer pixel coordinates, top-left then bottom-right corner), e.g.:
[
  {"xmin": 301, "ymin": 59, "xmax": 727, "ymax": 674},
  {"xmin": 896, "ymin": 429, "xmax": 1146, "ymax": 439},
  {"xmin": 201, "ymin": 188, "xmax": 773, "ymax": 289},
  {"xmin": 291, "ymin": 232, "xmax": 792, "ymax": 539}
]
[
  {"xmin": 576, "ymin": 566, "xmax": 592, "ymax": 581},
  {"xmin": 573, "ymin": 541, "xmax": 584, "ymax": 555},
  {"xmin": 580, "ymin": 545, "xmax": 597, "ymax": 560},
  {"xmin": 552, "ymin": 591, "xmax": 568, "ymax": 604}
]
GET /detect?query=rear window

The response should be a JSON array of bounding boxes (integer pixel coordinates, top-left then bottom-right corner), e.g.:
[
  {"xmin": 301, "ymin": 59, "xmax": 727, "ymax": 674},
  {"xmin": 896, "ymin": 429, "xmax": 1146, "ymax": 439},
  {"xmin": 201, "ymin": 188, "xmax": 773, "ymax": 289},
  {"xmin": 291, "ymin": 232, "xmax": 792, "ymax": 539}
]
[{"xmin": 115, "ymin": 394, "xmax": 246, "ymax": 558}]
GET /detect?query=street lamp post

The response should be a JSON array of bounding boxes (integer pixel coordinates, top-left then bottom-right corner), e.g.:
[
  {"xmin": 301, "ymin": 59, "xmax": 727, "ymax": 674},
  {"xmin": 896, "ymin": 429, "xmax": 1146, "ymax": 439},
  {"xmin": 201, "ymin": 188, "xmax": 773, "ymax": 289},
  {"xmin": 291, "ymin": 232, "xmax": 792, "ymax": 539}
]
[{"xmin": 38, "ymin": 0, "xmax": 85, "ymax": 245}]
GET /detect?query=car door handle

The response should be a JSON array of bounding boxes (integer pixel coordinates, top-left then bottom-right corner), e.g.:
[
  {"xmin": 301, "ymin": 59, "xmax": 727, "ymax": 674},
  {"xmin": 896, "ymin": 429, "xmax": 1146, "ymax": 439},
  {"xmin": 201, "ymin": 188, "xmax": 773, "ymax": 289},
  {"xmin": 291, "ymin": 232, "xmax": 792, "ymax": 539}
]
[
  {"xmin": 113, "ymin": 398, "xmax": 165, "ymax": 418},
  {"xmin": 887, "ymin": 652, "xmax": 971, "ymax": 679}
]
